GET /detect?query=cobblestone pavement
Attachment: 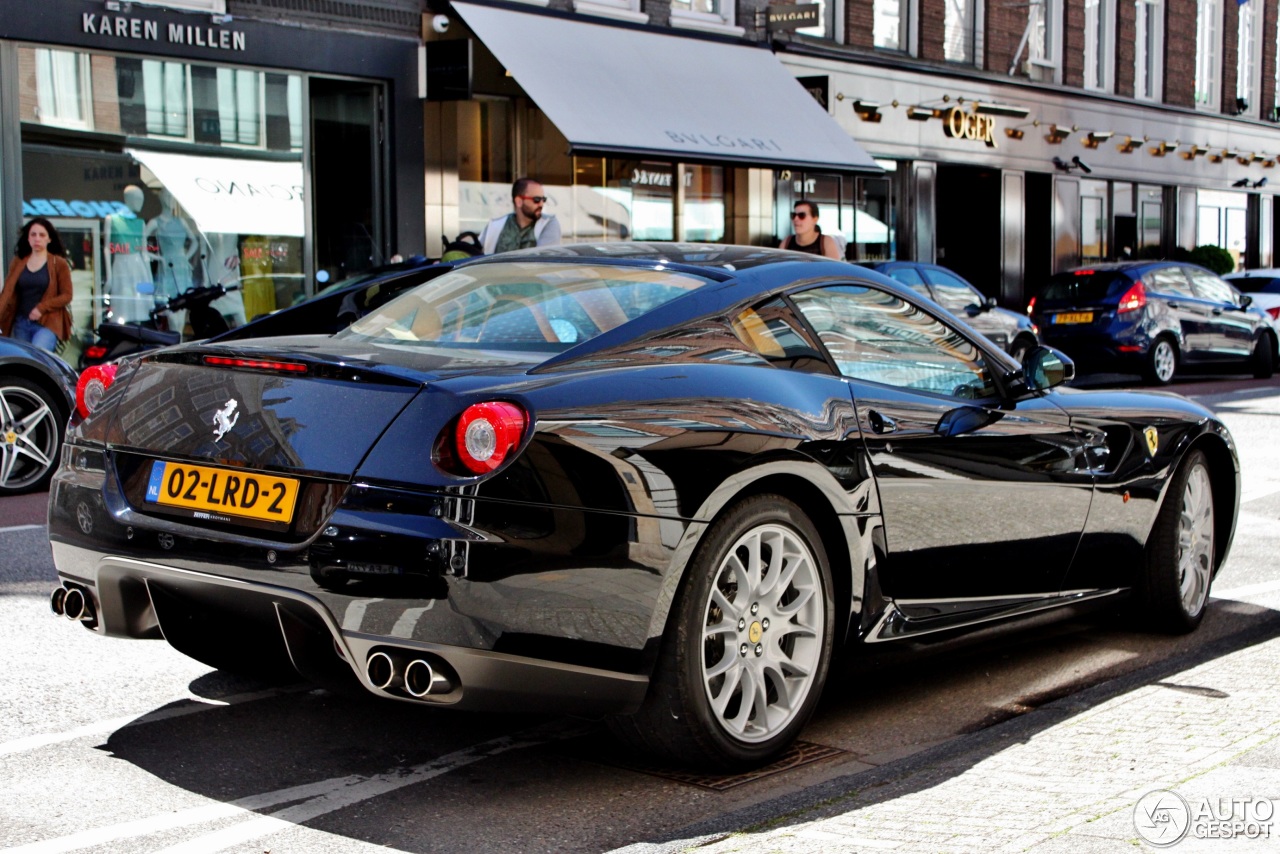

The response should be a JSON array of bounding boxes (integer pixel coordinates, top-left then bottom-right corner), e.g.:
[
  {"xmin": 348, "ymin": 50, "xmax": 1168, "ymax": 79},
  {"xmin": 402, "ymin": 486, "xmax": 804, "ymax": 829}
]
[{"xmin": 614, "ymin": 615, "xmax": 1280, "ymax": 854}]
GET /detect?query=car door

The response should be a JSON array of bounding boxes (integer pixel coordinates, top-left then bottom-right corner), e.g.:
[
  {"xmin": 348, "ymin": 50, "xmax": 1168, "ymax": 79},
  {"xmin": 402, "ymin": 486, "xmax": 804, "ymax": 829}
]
[
  {"xmin": 1185, "ymin": 267, "xmax": 1255, "ymax": 357},
  {"xmin": 1145, "ymin": 266, "xmax": 1213, "ymax": 357},
  {"xmin": 789, "ymin": 283, "xmax": 1093, "ymax": 601}
]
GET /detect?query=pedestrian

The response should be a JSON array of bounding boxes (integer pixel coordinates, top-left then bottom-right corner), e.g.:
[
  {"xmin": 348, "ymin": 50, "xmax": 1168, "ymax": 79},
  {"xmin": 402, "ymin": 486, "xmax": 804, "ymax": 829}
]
[
  {"xmin": 478, "ymin": 178, "xmax": 562, "ymax": 254},
  {"xmin": 779, "ymin": 200, "xmax": 841, "ymax": 259},
  {"xmin": 0, "ymin": 217, "xmax": 74, "ymax": 353}
]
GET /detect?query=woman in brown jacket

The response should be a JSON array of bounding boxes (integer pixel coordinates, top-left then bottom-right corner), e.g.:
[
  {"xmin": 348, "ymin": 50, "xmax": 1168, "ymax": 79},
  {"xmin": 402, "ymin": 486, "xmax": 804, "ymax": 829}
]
[{"xmin": 0, "ymin": 217, "xmax": 74, "ymax": 353}]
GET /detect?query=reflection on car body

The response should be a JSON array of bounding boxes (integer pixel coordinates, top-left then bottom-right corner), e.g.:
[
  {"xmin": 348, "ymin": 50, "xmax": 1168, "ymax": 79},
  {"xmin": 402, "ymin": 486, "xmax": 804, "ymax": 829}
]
[{"xmin": 49, "ymin": 244, "xmax": 1239, "ymax": 770}]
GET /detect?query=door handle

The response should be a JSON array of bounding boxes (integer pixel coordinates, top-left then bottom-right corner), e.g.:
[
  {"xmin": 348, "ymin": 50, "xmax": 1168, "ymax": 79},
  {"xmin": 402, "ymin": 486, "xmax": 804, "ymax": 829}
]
[
  {"xmin": 868, "ymin": 410, "xmax": 898, "ymax": 435},
  {"xmin": 1212, "ymin": 308, "xmax": 1223, "ymax": 315},
  {"xmin": 1167, "ymin": 301, "xmax": 1181, "ymax": 309}
]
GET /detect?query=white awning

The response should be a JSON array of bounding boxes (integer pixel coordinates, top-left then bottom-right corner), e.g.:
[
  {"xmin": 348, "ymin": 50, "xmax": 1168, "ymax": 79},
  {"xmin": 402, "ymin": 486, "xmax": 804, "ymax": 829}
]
[
  {"xmin": 127, "ymin": 149, "xmax": 305, "ymax": 237},
  {"xmin": 453, "ymin": 3, "xmax": 879, "ymax": 173}
]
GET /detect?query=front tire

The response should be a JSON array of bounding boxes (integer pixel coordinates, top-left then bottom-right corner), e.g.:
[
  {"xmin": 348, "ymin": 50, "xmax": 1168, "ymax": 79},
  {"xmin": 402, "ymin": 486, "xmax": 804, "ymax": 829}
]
[
  {"xmin": 1140, "ymin": 450, "xmax": 1216, "ymax": 634},
  {"xmin": 612, "ymin": 495, "xmax": 834, "ymax": 769},
  {"xmin": 0, "ymin": 378, "xmax": 65, "ymax": 496},
  {"xmin": 1144, "ymin": 337, "xmax": 1178, "ymax": 385}
]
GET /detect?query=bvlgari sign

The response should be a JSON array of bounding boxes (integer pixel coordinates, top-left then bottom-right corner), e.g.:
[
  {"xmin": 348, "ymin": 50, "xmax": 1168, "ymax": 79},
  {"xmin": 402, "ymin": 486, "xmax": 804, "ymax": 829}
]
[{"xmin": 81, "ymin": 12, "xmax": 247, "ymax": 51}]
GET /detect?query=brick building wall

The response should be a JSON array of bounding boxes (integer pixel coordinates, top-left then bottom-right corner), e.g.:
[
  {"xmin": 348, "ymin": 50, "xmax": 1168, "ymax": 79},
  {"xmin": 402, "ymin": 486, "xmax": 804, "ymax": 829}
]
[
  {"xmin": 226, "ymin": 0, "xmax": 420, "ymax": 36},
  {"xmin": 1263, "ymin": 0, "xmax": 1279, "ymax": 119},
  {"xmin": 919, "ymin": 0, "xmax": 947, "ymax": 61},
  {"xmin": 1116, "ymin": 0, "xmax": 1137, "ymax": 97},
  {"xmin": 1164, "ymin": 0, "xmax": 1198, "ymax": 107},
  {"xmin": 984, "ymin": 0, "xmax": 1029, "ymax": 76},
  {"xmin": 847, "ymin": 0, "xmax": 877, "ymax": 49},
  {"xmin": 1063, "ymin": 0, "xmax": 1086, "ymax": 86},
  {"xmin": 1222, "ymin": 0, "xmax": 1239, "ymax": 114}
]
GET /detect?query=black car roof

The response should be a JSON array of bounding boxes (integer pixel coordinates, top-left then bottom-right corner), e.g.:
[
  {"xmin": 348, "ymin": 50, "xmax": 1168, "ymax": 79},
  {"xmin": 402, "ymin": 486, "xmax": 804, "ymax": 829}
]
[{"xmin": 463, "ymin": 242, "xmax": 837, "ymax": 276}]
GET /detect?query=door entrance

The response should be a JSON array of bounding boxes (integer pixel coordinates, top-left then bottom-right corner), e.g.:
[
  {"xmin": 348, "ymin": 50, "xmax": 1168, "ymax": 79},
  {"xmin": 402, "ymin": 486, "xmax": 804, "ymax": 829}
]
[{"xmin": 935, "ymin": 165, "xmax": 1003, "ymax": 299}]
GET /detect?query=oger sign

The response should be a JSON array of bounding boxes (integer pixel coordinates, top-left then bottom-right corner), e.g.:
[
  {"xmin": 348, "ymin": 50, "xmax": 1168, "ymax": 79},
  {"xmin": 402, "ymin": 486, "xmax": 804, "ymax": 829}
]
[{"xmin": 943, "ymin": 106, "xmax": 996, "ymax": 148}]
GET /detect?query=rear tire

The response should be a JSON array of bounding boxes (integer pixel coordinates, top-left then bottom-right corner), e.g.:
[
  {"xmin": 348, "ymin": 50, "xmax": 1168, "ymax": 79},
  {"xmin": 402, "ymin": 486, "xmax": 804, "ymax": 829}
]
[
  {"xmin": 1251, "ymin": 333, "xmax": 1275, "ymax": 379},
  {"xmin": 610, "ymin": 495, "xmax": 834, "ymax": 770},
  {"xmin": 1143, "ymin": 337, "xmax": 1178, "ymax": 385},
  {"xmin": 1139, "ymin": 450, "xmax": 1215, "ymax": 634}
]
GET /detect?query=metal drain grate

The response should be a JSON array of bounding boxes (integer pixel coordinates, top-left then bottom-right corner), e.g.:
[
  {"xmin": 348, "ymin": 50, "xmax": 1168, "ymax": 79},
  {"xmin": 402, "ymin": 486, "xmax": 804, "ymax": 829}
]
[{"xmin": 568, "ymin": 739, "xmax": 845, "ymax": 791}]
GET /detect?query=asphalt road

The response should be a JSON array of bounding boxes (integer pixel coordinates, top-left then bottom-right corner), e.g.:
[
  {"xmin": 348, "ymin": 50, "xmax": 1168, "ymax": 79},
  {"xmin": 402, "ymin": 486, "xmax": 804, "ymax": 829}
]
[{"xmin": 2, "ymin": 373, "xmax": 1279, "ymax": 854}]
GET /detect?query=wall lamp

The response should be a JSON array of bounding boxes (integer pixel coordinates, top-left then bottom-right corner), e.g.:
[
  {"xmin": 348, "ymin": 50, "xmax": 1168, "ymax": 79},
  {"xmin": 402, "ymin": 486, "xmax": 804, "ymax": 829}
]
[
  {"xmin": 851, "ymin": 100, "xmax": 882, "ymax": 122},
  {"xmin": 973, "ymin": 101, "xmax": 1030, "ymax": 118},
  {"xmin": 1053, "ymin": 155, "xmax": 1092, "ymax": 173},
  {"xmin": 1181, "ymin": 144, "xmax": 1210, "ymax": 160},
  {"xmin": 1255, "ymin": 177, "xmax": 1269, "ymax": 188},
  {"xmin": 906, "ymin": 106, "xmax": 939, "ymax": 121},
  {"xmin": 1233, "ymin": 177, "xmax": 1251, "ymax": 187},
  {"xmin": 1148, "ymin": 140, "xmax": 1176, "ymax": 157},
  {"xmin": 1005, "ymin": 119, "xmax": 1041, "ymax": 141},
  {"xmin": 1237, "ymin": 152, "xmax": 1258, "ymax": 166},
  {"xmin": 1263, "ymin": 158, "xmax": 1277, "ymax": 168},
  {"xmin": 1116, "ymin": 136, "xmax": 1143, "ymax": 154},
  {"xmin": 1045, "ymin": 124, "xmax": 1074, "ymax": 143},
  {"xmin": 1209, "ymin": 149, "xmax": 1238, "ymax": 163},
  {"xmin": 1082, "ymin": 131, "xmax": 1113, "ymax": 149}
]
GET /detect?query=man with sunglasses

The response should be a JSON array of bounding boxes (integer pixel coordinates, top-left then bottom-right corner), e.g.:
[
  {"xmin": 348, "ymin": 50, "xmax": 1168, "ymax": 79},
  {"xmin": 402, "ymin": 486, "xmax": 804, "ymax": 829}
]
[
  {"xmin": 478, "ymin": 177, "xmax": 562, "ymax": 254},
  {"xmin": 780, "ymin": 200, "xmax": 841, "ymax": 259}
]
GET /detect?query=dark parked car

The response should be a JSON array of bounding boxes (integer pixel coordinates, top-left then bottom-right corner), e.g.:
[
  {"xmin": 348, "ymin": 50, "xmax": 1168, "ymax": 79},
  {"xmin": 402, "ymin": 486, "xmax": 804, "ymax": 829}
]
[
  {"xmin": 0, "ymin": 337, "xmax": 77, "ymax": 495},
  {"xmin": 1031, "ymin": 261, "xmax": 1276, "ymax": 384},
  {"xmin": 50, "ymin": 245, "xmax": 1238, "ymax": 769},
  {"xmin": 858, "ymin": 261, "xmax": 1040, "ymax": 360}
]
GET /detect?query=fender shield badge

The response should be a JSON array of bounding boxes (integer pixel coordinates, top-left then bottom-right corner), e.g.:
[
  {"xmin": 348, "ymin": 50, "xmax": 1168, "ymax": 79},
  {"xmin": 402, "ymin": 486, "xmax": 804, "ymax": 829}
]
[{"xmin": 1144, "ymin": 426, "xmax": 1159, "ymax": 456}]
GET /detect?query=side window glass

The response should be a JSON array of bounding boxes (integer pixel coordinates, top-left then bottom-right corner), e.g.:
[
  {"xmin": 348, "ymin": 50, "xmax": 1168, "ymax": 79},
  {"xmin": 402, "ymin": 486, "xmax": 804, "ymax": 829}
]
[
  {"xmin": 1187, "ymin": 269, "xmax": 1237, "ymax": 304},
  {"xmin": 886, "ymin": 267, "xmax": 926, "ymax": 286},
  {"xmin": 1146, "ymin": 267, "xmax": 1194, "ymax": 297},
  {"xmin": 922, "ymin": 269, "xmax": 982, "ymax": 313},
  {"xmin": 730, "ymin": 298, "xmax": 834, "ymax": 375},
  {"xmin": 791, "ymin": 285, "xmax": 998, "ymax": 399}
]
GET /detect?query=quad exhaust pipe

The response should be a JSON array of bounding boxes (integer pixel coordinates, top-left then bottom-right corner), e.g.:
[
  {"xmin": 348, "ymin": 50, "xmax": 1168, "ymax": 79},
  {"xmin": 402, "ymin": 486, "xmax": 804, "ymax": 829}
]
[
  {"xmin": 365, "ymin": 650, "xmax": 452, "ymax": 697},
  {"xmin": 50, "ymin": 585, "xmax": 95, "ymax": 623}
]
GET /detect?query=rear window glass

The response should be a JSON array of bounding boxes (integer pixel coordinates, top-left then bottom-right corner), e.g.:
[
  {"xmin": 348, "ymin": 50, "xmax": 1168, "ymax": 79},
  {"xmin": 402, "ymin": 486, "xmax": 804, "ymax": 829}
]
[
  {"xmin": 1227, "ymin": 276, "xmax": 1280, "ymax": 294},
  {"xmin": 337, "ymin": 262, "xmax": 711, "ymax": 352},
  {"xmin": 1039, "ymin": 270, "xmax": 1130, "ymax": 301}
]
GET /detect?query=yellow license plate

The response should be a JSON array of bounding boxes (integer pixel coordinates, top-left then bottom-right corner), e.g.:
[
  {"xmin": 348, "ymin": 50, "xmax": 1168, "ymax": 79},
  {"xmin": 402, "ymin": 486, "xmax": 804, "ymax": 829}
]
[
  {"xmin": 1053, "ymin": 312, "xmax": 1094, "ymax": 324},
  {"xmin": 145, "ymin": 461, "xmax": 299, "ymax": 524}
]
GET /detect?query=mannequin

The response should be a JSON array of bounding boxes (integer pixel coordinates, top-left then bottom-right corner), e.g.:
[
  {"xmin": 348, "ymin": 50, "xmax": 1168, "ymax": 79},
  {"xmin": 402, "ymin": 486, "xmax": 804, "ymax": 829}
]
[
  {"xmin": 103, "ymin": 185, "xmax": 154, "ymax": 323},
  {"xmin": 144, "ymin": 189, "xmax": 197, "ymax": 299}
]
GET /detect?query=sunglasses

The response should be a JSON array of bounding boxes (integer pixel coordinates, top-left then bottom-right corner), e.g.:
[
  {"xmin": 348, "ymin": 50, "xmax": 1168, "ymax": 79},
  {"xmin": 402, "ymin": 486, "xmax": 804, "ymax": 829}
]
[
  {"xmin": 791, "ymin": 211, "xmax": 811, "ymax": 219},
  {"xmin": 520, "ymin": 195, "xmax": 549, "ymax": 204}
]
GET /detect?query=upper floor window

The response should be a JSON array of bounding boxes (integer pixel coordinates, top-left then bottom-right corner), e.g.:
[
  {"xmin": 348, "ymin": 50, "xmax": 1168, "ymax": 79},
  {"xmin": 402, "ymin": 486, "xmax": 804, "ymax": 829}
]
[
  {"xmin": 1194, "ymin": 0, "xmax": 1222, "ymax": 110},
  {"xmin": 669, "ymin": 0, "xmax": 741, "ymax": 34},
  {"xmin": 1134, "ymin": 0, "xmax": 1164, "ymax": 101},
  {"xmin": 796, "ymin": 0, "xmax": 839, "ymax": 39},
  {"xmin": 573, "ymin": 0, "xmax": 646, "ymax": 24},
  {"xmin": 1019, "ymin": 0, "xmax": 1062, "ymax": 82},
  {"xmin": 1084, "ymin": 0, "xmax": 1115, "ymax": 91},
  {"xmin": 32, "ymin": 49, "xmax": 92, "ymax": 131},
  {"xmin": 874, "ymin": 0, "xmax": 911, "ymax": 52},
  {"xmin": 1237, "ymin": 0, "xmax": 1261, "ymax": 115},
  {"xmin": 944, "ymin": 0, "xmax": 978, "ymax": 64}
]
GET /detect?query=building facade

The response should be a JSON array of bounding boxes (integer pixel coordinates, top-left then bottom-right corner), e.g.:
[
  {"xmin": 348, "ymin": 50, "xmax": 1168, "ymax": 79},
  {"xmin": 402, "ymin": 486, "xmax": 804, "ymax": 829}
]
[
  {"xmin": 422, "ymin": 0, "xmax": 1280, "ymax": 307},
  {"xmin": 0, "ymin": 0, "xmax": 423, "ymax": 362}
]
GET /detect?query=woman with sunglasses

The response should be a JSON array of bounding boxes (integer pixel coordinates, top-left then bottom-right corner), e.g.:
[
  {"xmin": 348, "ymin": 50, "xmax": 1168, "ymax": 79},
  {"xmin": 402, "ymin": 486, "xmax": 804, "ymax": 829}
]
[{"xmin": 780, "ymin": 200, "xmax": 840, "ymax": 259}]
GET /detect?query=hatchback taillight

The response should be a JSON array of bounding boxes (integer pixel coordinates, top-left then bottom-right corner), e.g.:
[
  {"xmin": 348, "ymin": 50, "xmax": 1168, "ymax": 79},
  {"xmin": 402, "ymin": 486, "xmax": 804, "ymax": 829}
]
[
  {"xmin": 1118, "ymin": 281, "xmax": 1147, "ymax": 314},
  {"xmin": 84, "ymin": 345, "xmax": 108, "ymax": 360},
  {"xmin": 440, "ymin": 401, "xmax": 527, "ymax": 475},
  {"xmin": 75, "ymin": 364, "xmax": 118, "ymax": 418},
  {"xmin": 1267, "ymin": 307, "xmax": 1279, "ymax": 321},
  {"xmin": 1026, "ymin": 296, "xmax": 1037, "ymax": 316}
]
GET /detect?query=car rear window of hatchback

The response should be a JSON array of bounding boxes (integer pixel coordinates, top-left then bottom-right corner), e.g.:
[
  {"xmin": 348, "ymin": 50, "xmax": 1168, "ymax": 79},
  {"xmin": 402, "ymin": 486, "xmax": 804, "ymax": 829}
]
[
  {"xmin": 1039, "ymin": 269, "xmax": 1131, "ymax": 302},
  {"xmin": 337, "ymin": 262, "xmax": 712, "ymax": 352},
  {"xmin": 1226, "ymin": 276, "xmax": 1280, "ymax": 294}
]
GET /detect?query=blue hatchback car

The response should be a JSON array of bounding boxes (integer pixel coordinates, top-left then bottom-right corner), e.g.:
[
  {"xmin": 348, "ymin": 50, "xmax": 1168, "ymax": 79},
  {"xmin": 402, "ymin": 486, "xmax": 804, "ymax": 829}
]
[{"xmin": 1031, "ymin": 261, "xmax": 1277, "ymax": 384}]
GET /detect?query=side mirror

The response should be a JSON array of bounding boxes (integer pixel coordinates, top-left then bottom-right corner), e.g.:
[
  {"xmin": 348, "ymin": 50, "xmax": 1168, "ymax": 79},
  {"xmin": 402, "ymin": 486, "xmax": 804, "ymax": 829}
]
[
  {"xmin": 1022, "ymin": 345, "xmax": 1075, "ymax": 392},
  {"xmin": 983, "ymin": 295, "xmax": 998, "ymax": 310},
  {"xmin": 1240, "ymin": 294, "xmax": 1254, "ymax": 309}
]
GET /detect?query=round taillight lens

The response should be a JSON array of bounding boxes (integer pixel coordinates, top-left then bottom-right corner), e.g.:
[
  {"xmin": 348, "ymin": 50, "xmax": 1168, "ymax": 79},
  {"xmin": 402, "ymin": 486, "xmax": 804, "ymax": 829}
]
[
  {"xmin": 75, "ymin": 364, "xmax": 118, "ymax": 419},
  {"xmin": 452, "ymin": 401, "xmax": 527, "ymax": 474}
]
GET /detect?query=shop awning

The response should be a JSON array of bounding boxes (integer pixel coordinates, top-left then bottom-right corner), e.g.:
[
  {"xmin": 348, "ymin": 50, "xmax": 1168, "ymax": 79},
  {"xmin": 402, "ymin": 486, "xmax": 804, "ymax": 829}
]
[
  {"xmin": 126, "ymin": 149, "xmax": 305, "ymax": 237},
  {"xmin": 452, "ymin": 3, "xmax": 879, "ymax": 173}
]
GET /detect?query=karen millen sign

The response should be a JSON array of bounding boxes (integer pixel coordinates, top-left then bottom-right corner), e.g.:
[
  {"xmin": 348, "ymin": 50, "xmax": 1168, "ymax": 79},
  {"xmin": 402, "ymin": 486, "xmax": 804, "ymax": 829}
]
[{"xmin": 81, "ymin": 13, "xmax": 247, "ymax": 51}]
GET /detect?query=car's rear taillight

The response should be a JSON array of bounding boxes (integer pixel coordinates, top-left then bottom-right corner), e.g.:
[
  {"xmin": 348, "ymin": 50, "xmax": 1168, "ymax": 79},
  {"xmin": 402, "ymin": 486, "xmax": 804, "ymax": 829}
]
[
  {"xmin": 84, "ymin": 345, "xmax": 108, "ymax": 360},
  {"xmin": 1026, "ymin": 296, "xmax": 1037, "ymax": 315},
  {"xmin": 1267, "ymin": 306, "xmax": 1279, "ymax": 321},
  {"xmin": 75, "ymin": 364, "xmax": 118, "ymax": 418},
  {"xmin": 1117, "ymin": 280, "xmax": 1147, "ymax": 313},
  {"xmin": 445, "ymin": 401, "xmax": 527, "ymax": 474}
]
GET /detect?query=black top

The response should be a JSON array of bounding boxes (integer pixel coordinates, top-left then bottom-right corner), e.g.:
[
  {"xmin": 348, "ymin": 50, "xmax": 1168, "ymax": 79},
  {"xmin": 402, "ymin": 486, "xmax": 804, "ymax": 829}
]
[
  {"xmin": 784, "ymin": 229, "xmax": 826, "ymax": 255},
  {"xmin": 16, "ymin": 262, "xmax": 49, "ymax": 319}
]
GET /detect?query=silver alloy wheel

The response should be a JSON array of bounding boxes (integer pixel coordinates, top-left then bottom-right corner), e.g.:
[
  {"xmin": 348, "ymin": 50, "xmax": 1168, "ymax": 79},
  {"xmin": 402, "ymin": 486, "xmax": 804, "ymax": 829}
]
[
  {"xmin": 1152, "ymin": 340, "xmax": 1177, "ymax": 383},
  {"xmin": 0, "ymin": 384, "xmax": 59, "ymax": 492},
  {"xmin": 700, "ymin": 522, "xmax": 825, "ymax": 744},
  {"xmin": 1177, "ymin": 462, "xmax": 1214, "ymax": 616}
]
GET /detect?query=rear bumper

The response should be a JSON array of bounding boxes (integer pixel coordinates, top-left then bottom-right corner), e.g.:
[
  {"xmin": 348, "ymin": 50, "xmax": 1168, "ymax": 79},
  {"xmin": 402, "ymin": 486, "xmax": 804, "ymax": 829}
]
[{"xmin": 51, "ymin": 542, "xmax": 650, "ymax": 716}]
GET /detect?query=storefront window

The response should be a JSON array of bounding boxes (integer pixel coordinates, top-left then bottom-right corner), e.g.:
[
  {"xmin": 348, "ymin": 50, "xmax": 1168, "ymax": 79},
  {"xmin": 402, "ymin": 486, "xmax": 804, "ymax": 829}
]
[
  {"xmin": 1138, "ymin": 185, "xmax": 1163, "ymax": 254},
  {"xmin": 684, "ymin": 165, "xmax": 725, "ymax": 242},
  {"xmin": 16, "ymin": 46, "xmax": 311, "ymax": 364},
  {"xmin": 1197, "ymin": 189, "xmax": 1248, "ymax": 269},
  {"xmin": 1080, "ymin": 179, "xmax": 1108, "ymax": 263},
  {"xmin": 1112, "ymin": 182, "xmax": 1136, "ymax": 258}
]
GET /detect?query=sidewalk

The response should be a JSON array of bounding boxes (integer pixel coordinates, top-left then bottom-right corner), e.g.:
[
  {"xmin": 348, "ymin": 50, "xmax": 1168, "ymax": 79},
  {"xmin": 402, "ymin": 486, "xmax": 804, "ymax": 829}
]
[{"xmin": 621, "ymin": 616, "xmax": 1280, "ymax": 854}]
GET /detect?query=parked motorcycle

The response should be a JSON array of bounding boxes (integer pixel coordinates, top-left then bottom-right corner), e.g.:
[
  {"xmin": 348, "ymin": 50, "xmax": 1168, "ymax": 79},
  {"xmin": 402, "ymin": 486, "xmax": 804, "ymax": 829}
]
[{"xmin": 80, "ymin": 283, "xmax": 240, "ymax": 369}]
